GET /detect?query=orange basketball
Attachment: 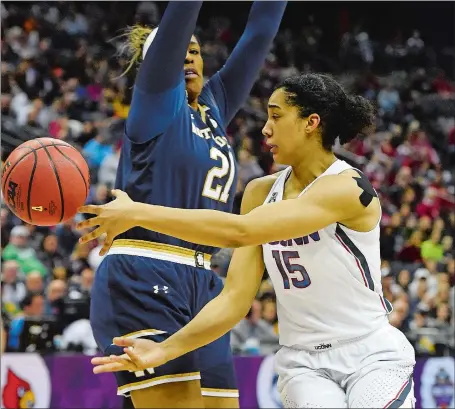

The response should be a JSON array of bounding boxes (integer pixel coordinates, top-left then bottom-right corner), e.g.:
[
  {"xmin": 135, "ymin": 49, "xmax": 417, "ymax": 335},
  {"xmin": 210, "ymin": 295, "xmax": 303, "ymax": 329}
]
[{"xmin": 2, "ymin": 138, "xmax": 90, "ymax": 226}]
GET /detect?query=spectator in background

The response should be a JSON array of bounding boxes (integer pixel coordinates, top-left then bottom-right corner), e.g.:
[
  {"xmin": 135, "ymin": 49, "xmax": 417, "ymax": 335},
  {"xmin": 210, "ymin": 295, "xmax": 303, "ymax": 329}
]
[
  {"xmin": 54, "ymin": 218, "xmax": 81, "ymax": 257},
  {"xmin": 2, "ymin": 225, "xmax": 47, "ymax": 277},
  {"xmin": 209, "ymin": 248, "xmax": 232, "ymax": 280},
  {"xmin": 1, "ymin": 207, "xmax": 14, "ymax": 248},
  {"xmin": 389, "ymin": 295, "xmax": 410, "ymax": 331},
  {"xmin": 382, "ymin": 271, "xmax": 403, "ymax": 303},
  {"xmin": 397, "ymin": 231, "xmax": 422, "ymax": 263},
  {"xmin": 377, "ymin": 82, "xmax": 400, "ymax": 115},
  {"xmin": 421, "ymin": 229, "xmax": 444, "ymax": 262},
  {"xmin": 97, "ymin": 142, "xmax": 121, "ymax": 189},
  {"xmin": 260, "ymin": 293, "xmax": 278, "ymax": 334},
  {"xmin": 409, "ymin": 261, "xmax": 439, "ymax": 302},
  {"xmin": 406, "ymin": 30, "xmax": 425, "ymax": 56},
  {"xmin": 25, "ymin": 272, "xmax": 44, "ymax": 294},
  {"xmin": 231, "ymin": 299, "xmax": 279, "ymax": 356},
  {"xmin": 86, "ymin": 184, "xmax": 109, "ymax": 207},
  {"xmin": 67, "ymin": 242, "xmax": 91, "ymax": 278},
  {"xmin": 441, "ymin": 235, "xmax": 453, "ymax": 261},
  {"xmin": 396, "ymin": 269, "xmax": 412, "ymax": 294},
  {"xmin": 82, "ymin": 133, "xmax": 113, "ymax": 171},
  {"xmin": 417, "ymin": 215, "xmax": 433, "ymax": 240},
  {"xmin": 430, "ymin": 303, "xmax": 452, "ymax": 333},
  {"xmin": 37, "ymin": 234, "xmax": 67, "ymax": 279},
  {"xmin": 45, "ymin": 279, "xmax": 67, "ymax": 313},
  {"xmin": 1, "ymin": 260, "xmax": 26, "ymax": 310},
  {"xmin": 416, "ymin": 187, "xmax": 441, "ymax": 219},
  {"xmin": 69, "ymin": 267, "xmax": 94, "ymax": 298},
  {"xmin": 445, "ymin": 259, "xmax": 455, "ymax": 290},
  {"xmin": 407, "ymin": 308, "xmax": 433, "ymax": 355},
  {"xmin": 59, "ymin": 268, "xmax": 92, "ymax": 331},
  {"xmin": 24, "ymin": 223, "xmax": 47, "ymax": 251},
  {"xmin": 380, "ymin": 223, "xmax": 399, "ymax": 262},
  {"xmin": 237, "ymin": 145, "xmax": 264, "ymax": 187}
]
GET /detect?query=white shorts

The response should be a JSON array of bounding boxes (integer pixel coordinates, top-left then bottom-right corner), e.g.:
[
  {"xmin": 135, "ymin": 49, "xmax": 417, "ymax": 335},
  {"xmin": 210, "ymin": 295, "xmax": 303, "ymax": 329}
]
[{"xmin": 275, "ymin": 324, "xmax": 416, "ymax": 408}]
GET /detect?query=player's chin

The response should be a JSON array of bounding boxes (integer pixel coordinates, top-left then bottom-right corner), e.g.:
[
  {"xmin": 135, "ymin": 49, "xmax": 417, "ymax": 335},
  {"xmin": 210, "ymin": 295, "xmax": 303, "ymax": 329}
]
[
  {"xmin": 272, "ymin": 151, "xmax": 290, "ymax": 166},
  {"xmin": 185, "ymin": 79, "xmax": 203, "ymax": 98}
]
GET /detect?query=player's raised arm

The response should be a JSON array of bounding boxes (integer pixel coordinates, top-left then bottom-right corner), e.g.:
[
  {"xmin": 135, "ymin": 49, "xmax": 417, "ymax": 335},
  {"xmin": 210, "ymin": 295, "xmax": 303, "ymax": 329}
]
[
  {"xmin": 209, "ymin": 1, "xmax": 287, "ymax": 125},
  {"xmin": 126, "ymin": 1, "xmax": 203, "ymax": 143},
  {"xmin": 78, "ymin": 171, "xmax": 378, "ymax": 252}
]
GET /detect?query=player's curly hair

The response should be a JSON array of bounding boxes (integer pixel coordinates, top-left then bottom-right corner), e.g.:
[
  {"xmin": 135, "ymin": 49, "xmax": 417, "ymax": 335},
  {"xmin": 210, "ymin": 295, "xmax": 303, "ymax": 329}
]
[
  {"xmin": 118, "ymin": 24, "xmax": 155, "ymax": 76},
  {"xmin": 277, "ymin": 73, "xmax": 376, "ymax": 150}
]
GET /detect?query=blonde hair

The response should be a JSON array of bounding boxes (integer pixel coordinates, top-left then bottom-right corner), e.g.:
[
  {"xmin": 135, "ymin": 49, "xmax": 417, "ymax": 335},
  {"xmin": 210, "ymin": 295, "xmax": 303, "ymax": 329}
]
[{"xmin": 119, "ymin": 24, "xmax": 154, "ymax": 76}]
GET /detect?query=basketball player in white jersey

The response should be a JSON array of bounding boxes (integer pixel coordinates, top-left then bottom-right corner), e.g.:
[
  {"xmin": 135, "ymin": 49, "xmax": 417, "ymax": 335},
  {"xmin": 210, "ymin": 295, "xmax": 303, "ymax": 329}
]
[{"xmin": 80, "ymin": 73, "xmax": 416, "ymax": 408}]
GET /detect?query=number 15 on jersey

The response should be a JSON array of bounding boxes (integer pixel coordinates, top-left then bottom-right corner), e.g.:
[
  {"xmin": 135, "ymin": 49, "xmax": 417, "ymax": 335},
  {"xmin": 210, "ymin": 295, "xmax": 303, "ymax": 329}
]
[{"xmin": 272, "ymin": 250, "xmax": 312, "ymax": 289}]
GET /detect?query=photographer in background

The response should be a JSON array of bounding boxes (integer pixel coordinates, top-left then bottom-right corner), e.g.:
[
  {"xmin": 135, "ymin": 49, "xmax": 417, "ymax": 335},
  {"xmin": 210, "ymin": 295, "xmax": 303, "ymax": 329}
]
[{"xmin": 6, "ymin": 292, "xmax": 46, "ymax": 352}]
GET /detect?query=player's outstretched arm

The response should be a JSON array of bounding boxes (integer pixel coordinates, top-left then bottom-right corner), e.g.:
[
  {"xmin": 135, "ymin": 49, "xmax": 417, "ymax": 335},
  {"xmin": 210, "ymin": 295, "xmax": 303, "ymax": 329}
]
[
  {"xmin": 78, "ymin": 172, "xmax": 378, "ymax": 253},
  {"xmin": 90, "ymin": 187, "xmax": 266, "ymax": 374},
  {"xmin": 126, "ymin": 1, "xmax": 203, "ymax": 143},
  {"xmin": 210, "ymin": 1, "xmax": 287, "ymax": 125}
]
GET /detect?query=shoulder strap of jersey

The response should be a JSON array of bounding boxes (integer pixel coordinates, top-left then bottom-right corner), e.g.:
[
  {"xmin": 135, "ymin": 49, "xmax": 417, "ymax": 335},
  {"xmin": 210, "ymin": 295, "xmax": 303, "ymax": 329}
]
[
  {"xmin": 263, "ymin": 167, "xmax": 292, "ymax": 205},
  {"xmin": 299, "ymin": 160, "xmax": 351, "ymax": 197}
]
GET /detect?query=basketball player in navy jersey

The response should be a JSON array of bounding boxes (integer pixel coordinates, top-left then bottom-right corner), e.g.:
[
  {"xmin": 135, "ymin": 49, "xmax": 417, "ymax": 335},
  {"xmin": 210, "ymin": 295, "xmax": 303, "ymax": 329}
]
[
  {"xmin": 82, "ymin": 74, "xmax": 416, "ymax": 408},
  {"xmin": 87, "ymin": 1, "xmax": 287, "ymax": 408}
]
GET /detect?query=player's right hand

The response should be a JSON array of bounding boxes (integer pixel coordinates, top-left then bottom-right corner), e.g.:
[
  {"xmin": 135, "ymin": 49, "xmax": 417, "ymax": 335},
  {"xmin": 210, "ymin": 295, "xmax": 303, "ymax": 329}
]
[
  {"xmin": 91, "ymin": 337, "xmax": 169, "ymax": 374},
  {"xmin": 77, "ymin": 189, "xmax": 136, "ymax": 255}
]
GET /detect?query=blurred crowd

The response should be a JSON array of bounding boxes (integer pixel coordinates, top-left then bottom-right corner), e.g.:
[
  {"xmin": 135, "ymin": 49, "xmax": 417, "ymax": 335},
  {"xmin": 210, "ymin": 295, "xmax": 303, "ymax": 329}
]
[{"xmin": 1, "ymin": 2, "xmax": 454, "ymax": 357}]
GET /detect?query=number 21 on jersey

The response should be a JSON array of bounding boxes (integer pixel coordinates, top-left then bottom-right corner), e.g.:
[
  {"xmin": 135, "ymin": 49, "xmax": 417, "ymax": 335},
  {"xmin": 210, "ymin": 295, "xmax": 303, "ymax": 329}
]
[{"xmin": 202, "ymin": 147, "xmax": 236, "ymax": 203}]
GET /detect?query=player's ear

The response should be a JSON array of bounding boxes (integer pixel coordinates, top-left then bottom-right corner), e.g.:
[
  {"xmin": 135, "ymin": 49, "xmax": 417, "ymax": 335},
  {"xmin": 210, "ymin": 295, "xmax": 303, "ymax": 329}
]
[{"xmin": 305, "ymin": 114, "xmax": 320, "ymax": 133}]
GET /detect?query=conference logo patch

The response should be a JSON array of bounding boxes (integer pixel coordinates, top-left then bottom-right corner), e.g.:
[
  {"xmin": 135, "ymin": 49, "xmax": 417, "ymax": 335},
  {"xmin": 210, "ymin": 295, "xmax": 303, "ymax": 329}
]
[{"xmin": 420, "ymin": 357, "xmax": 454, "ymax": 409}]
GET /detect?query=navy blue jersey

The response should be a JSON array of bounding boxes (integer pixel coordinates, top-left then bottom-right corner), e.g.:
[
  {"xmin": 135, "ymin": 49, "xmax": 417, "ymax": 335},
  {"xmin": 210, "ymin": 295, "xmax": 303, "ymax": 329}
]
[
  {"xmin": 116, "ymin": 76, "xmax": 237, "ymax": 254},
  {"xmin": 114, "ymin": 1, "xmax": 287, "ymax": 255}
]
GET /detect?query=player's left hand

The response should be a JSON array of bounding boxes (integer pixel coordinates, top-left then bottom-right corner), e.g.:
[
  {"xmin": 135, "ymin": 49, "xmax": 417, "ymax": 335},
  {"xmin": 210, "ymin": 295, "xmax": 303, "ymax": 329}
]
[
  {"xmin": 77, "ymin": 189, "xmax": 136, "ymax": 255},
  {"xmin": 91, "ymin": 337, "xmax": 168, "ymax": 374}
]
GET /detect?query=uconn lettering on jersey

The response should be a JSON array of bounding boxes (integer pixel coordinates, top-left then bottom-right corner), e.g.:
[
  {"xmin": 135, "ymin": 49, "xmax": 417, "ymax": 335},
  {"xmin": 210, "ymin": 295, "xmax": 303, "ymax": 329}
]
[
  {"xmin": 314, "ymin": 343, "xmax": 332, "ymax": 350},
  {"xmin": 269, "ymin": 232, "xmax": 320, "ymax": 246}
]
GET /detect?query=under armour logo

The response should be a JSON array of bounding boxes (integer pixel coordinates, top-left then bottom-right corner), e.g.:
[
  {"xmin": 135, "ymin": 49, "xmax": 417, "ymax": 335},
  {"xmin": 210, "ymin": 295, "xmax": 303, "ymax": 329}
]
[{"xmin": 153, "ymin": 285, "xmax": 169, "ymax": 294}]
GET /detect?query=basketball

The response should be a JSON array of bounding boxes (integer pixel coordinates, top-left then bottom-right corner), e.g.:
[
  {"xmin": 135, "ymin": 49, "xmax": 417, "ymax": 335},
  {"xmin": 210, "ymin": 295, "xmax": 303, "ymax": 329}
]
[{"xmin": 1, "ymin": 138, "xmax": 90, "ymax": 226}]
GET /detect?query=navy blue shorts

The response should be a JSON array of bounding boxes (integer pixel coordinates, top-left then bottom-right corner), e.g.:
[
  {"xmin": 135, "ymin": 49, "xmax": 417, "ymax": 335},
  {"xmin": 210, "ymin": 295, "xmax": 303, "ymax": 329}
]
[{"xmin": 90, "ymin": 242, "xmax": 238, "ymax": 398}]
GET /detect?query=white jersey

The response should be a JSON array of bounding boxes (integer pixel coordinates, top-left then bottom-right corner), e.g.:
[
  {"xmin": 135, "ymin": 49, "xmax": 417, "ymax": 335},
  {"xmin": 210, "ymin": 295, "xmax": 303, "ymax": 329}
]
[{"xmin": 262, "ymin": 160, "xmax": 392, "ymax": 350}]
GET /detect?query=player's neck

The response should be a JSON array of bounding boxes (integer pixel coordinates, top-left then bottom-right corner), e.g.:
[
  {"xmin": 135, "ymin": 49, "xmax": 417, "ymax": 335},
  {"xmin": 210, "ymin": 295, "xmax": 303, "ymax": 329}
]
[
  {"xmin": 289, "ymin": 152, "xmax": 337, "ymax": 193},
  {"xmin": 188, "ymin": 98, "xmax": 199, "ymax": 111}
]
